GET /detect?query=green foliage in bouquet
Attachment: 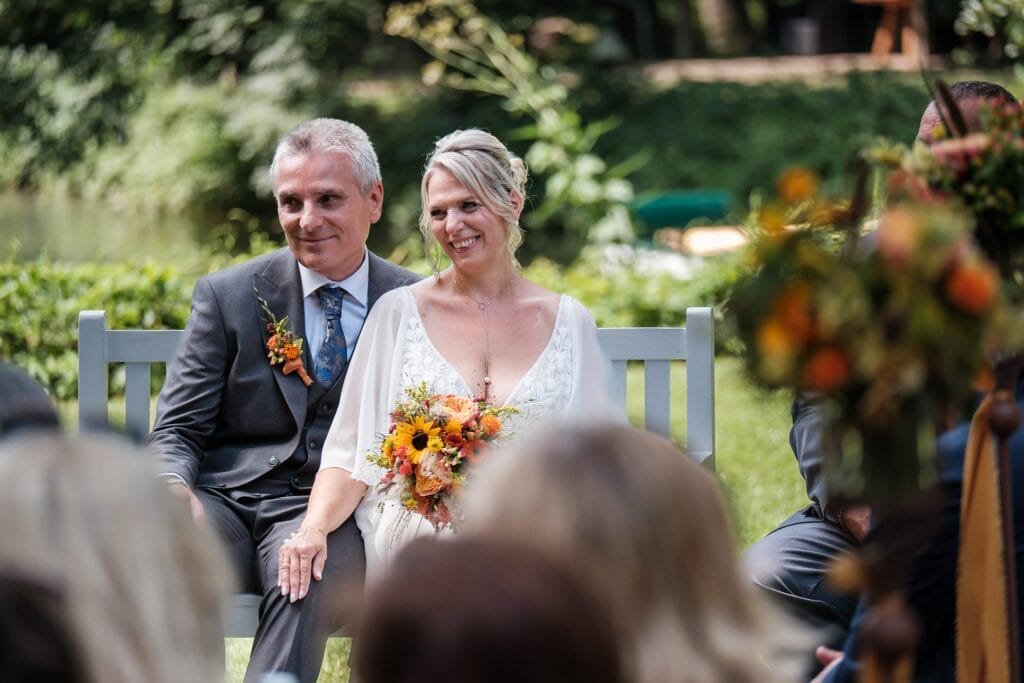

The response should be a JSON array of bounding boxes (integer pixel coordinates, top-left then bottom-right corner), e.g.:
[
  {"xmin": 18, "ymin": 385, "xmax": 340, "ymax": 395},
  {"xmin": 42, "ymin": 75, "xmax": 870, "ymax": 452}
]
[{"xmin": 730, "ymin": 174, "xmax": 1003, "ymax": 503}]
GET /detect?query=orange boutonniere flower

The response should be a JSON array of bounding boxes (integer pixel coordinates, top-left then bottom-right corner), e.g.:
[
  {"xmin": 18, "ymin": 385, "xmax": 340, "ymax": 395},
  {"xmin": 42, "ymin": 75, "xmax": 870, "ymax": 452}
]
[{"xmin": 254, "ymin": 287, "xmax": 313, "ymax": 386}]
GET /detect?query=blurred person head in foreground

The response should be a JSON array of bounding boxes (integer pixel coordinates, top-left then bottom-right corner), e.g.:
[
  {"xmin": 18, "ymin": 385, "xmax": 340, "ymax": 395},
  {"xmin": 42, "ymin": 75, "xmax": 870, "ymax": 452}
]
[
  {"xmin": 464, "ymin": 422, "xmax": 809, "ymax": 683},
  {"xmin": 0, "ymin": 570, "xmax": 87, "ymax": 682},
  {"xmin": 352, "ymin": 535, "xmax": 624, "ymax": 683},
  {"xmin": 0, "ymin": 361, "xmax": 60, "ymax": 439},
  {"xmin": 0, "ymin": 431, "xmax": 233, "ymax": 683}
]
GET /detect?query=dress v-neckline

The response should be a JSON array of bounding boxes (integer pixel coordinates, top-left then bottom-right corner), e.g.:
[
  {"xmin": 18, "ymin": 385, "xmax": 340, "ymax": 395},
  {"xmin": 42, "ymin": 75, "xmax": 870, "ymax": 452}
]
[{"xmin": 401, "ymin": 287, "xmax": 567, "ymax": 408}]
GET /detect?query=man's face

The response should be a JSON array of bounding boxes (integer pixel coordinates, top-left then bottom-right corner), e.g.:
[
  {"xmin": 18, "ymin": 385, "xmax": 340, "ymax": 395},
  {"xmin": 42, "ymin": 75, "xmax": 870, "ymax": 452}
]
[{"xmin": 274, "ymin": 150, "xmax": 383, "ymax": 281}]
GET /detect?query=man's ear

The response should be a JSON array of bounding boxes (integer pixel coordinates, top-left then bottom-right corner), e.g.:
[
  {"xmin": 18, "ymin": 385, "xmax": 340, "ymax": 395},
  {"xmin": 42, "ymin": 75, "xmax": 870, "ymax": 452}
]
[{"xmin": 368, "ymin": 182, "xmax": 384, "ymax": 223}]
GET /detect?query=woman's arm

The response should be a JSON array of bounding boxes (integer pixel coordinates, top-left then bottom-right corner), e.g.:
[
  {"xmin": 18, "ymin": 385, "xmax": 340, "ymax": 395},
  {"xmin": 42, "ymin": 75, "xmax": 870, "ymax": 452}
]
[{"xmin": 278, "ymin": 468, "xmax": 367, "ymax": 602}]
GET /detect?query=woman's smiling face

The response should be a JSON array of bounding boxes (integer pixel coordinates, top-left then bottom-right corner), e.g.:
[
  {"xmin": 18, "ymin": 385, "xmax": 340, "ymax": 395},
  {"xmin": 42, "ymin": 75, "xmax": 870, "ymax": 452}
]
[{"xmin": 426, "ymin": 167, "xmax": 512, "ymax": 275}]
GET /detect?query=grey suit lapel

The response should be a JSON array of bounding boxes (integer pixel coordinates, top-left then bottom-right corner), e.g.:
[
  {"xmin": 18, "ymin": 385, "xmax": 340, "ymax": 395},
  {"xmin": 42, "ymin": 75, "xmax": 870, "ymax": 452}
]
[{"xmin": 253, "ymin": 249, "xmax": 308, "ymax": 429}]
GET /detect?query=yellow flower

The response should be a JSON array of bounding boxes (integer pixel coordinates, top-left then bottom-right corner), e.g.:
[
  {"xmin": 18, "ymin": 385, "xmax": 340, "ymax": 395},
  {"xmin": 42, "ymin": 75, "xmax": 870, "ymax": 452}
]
[
  {"xmin": 758, "ymin": 201, "xmax": 788, "ymax": 235},
  {"xmin": 392, "ymin": 415, "xmax": 442, "ymax": 465}
]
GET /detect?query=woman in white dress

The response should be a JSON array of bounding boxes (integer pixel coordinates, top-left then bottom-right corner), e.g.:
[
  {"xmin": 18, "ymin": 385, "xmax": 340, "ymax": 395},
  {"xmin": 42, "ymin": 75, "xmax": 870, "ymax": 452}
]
[{"xmin": 278, "ymin": 129, "xmax": 616, "ymax": 599}]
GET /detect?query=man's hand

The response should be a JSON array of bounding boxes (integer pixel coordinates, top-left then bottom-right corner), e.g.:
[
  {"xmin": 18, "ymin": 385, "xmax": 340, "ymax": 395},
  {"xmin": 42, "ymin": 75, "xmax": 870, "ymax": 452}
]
[
  {"xmin": 810, "ymin": 646, "xmax": 845, "ymax": 683},
  {"xmin": 166, "ymin": 480, "xmax": 206, "ymax": 525},
  {"xmin": 840, "ymin": 504, "xmax": 871, "ymax": 541},
  {"xmin": 279, "ymin": 526, "xmax": 328, "ymax": 603}
]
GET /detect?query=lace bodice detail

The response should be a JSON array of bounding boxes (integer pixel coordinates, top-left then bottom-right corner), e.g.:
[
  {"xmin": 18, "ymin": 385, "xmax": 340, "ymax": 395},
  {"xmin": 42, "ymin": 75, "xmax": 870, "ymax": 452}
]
[
  {"xmin": 350, "ymin": 288, "xmax": 575, "ymax": 484},
  {"xmin": 402, "ymin": 288, "xmax": 574, "ymax": 430}
]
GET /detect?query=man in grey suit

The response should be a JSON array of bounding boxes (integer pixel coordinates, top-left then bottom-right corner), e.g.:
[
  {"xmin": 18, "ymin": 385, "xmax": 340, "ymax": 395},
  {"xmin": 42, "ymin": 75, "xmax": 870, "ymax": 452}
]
[{"xmin": 148, "ymin": 118, "xmax": 420, "ymax": 682}]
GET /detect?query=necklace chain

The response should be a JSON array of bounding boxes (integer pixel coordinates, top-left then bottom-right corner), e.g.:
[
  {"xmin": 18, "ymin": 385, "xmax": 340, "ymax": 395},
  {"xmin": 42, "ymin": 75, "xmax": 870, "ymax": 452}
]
[{"xmin": 450, "ymin": 274, "xmax": 515, "ymax": 402}]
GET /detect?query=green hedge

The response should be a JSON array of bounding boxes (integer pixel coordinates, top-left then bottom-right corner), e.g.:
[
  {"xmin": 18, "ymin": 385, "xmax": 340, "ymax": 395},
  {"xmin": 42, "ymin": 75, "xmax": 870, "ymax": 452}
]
[
  {"xmin": 0, "ymin": 259, "xmax": 192, "ymax": 401},
  {"xmin": 1, "ymin": 247, "xmax": 740, "ymax": 401}
]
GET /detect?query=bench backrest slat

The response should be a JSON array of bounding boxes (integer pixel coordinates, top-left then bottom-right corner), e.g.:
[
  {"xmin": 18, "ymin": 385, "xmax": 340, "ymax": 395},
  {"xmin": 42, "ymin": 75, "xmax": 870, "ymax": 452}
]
[{"xmin": 78, "ymin": 308, "xmax": 714, "ymax": 466}]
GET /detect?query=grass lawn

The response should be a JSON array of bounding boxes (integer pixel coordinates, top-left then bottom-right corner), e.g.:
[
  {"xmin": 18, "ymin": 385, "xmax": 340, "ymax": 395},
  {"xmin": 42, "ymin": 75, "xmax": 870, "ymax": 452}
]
[{"xmin": 220, "ymin": 354, "xmax": 806, "ymax": 681}]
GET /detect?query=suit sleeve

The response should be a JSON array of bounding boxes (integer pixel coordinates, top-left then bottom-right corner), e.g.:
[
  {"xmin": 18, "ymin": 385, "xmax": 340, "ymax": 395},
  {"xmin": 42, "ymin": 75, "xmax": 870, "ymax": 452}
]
[
  {"xmin": 146, "ymin": 277, "xmax": 229, "ymax": 487},
  {"xmin": 790, "ymin": 391, "xmax": 842, "ymax": 522}
]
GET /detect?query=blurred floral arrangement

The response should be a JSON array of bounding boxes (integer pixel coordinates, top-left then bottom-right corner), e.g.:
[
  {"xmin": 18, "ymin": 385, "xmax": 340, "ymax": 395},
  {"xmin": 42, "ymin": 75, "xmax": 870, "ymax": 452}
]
[{"xmin": 730, "ymin": 168, "xmax": 1003, "ymax": 503}]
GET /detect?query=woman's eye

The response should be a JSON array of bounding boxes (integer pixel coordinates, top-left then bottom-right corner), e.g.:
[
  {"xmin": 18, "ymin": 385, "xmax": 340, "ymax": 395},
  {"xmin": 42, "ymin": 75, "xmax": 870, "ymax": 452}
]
[{"xmin": 462, "ymin": 201, "xmax": 478, "ymax": 212}]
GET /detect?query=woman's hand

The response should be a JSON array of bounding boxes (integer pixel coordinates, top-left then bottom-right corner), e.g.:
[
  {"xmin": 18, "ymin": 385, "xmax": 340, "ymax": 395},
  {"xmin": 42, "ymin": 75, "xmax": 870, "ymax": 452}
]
[{"xmin": 278, "ymin": 526, "xmax": 328, "ymax": 602}]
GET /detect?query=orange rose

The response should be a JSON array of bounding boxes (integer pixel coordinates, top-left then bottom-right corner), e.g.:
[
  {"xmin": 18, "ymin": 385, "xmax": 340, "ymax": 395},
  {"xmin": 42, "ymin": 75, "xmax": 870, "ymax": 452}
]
[
  {"xmin": 946, "ymin": 259, "xmax": 998, "ymax": 315},
  {"xmin": 415, "ymin": 452, "xmax": 452, "ymax": 497},
  {"xmin": 802, "ymin": 347, "xmax": 851, "ymax": 393},
  {"xmin": 267, "ymin": 334, "xmax": 279, "ymax": 350},
  {"xmin": 438, "ymin": 395, "xmax": 478, "ymax": 424},
  {"xmin": 479, "ymin": 414, "xmax": 501, "ymax": 436}
]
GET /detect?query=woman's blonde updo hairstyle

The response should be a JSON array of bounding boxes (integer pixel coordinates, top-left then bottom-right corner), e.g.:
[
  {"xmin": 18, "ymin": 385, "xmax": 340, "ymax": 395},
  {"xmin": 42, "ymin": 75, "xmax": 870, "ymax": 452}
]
[{"xmin": 419, "ymin": 129, "xmax": 528, "ymax": 270}]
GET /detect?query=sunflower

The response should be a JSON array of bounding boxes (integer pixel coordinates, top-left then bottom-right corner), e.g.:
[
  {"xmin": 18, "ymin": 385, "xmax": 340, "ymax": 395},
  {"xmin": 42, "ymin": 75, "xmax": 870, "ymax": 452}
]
[{"xmin": 392, "ymin": 415, "xmax": 443, "ymax": 465}]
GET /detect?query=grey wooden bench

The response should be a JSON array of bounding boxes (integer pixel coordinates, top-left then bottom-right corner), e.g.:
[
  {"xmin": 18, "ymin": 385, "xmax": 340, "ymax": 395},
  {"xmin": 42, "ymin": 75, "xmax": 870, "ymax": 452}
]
[{"xmin": 78, "ymin": 306, "xmax": 715, "ymax": 636}]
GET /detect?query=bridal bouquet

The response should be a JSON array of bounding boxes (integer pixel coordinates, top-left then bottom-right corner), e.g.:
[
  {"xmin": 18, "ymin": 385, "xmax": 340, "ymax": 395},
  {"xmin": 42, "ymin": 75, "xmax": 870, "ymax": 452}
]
[{"xmin": 367, "ymin": 382, "xmax": 519, "ymax": 530}]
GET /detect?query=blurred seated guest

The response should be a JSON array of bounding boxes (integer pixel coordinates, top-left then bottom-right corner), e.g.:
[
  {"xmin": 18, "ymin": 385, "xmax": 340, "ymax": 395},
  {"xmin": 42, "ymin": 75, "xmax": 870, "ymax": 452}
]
[
  {"xmin": 0, "ymin": 432, "xmax": 233, "ymax": 683},
  {"xmin": 813, "ymin": 386, "xmax": 1024, "ymax": 682},
  {"xmin": 351, "ymin": 536, "xmax": 624, "ymax": 683},
  {"xmin": 0, "ymin": 571, "xmax": 86, "ymax": 683},
  {"xmin": 463, "ymin": 423, "xmax": 807, "ymax": 683},
  {"xmin": 0, "ymin": 361, "xmax": 60, "ymax": 438}
]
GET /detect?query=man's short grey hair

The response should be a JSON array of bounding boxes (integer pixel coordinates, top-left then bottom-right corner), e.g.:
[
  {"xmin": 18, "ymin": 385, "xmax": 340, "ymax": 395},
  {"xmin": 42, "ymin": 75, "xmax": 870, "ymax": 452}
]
[{"xmin": 270, "ymin": 118, "xmax": 381, "ymax": 195}]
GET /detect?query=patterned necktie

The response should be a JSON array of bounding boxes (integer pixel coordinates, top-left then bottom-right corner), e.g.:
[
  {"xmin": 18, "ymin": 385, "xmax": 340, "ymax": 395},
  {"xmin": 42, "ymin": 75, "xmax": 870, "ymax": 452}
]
[{"xmin": 315, "ymin": 286, "xmax": 348, "ymax": 387}]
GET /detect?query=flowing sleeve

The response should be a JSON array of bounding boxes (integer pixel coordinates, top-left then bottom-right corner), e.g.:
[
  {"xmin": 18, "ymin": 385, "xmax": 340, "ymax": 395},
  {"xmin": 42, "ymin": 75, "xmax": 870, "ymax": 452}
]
[
  {"xmin": 563, "ymin": 297, "xmax": 626, "ymax": 424},
  {"xmin": 320, "ymin": 289, "xmax": 408, "ymax": 483}
]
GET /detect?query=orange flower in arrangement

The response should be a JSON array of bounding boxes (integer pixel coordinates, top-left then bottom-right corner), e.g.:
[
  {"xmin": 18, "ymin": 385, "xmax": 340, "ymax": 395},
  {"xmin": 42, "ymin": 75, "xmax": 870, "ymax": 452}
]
[
  {"xmin": 254, "ymin": 289, "xmax": 313, "ymax": 387},
  {"xmin": 777, "ymin": 167, "xmax": 820, "ymax": 205},
  {"xmin": 774, "ymin": 284, "xmax": 817, "ymax": 344},
  {"xmin": 479, "ymin": 414, "xmax": 501, "ymax": 437},
  {"xmin": 946, "ymin": 258, "xmax": 999, "ymax": 315},
  {"xmin": 803, "ymin": 347, "xmax": 851, "ymax": 393},
  {"xmin": 368, "ymin": 383, "xmax": 519, "ymax": 530},
  {"xmin": 876, "ymin": 206, "xmax": 922, "ymax": 270}
]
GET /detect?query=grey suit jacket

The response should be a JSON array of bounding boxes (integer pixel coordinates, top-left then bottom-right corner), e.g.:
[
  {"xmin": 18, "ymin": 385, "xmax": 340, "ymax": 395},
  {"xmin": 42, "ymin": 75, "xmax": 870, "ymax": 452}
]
[{"xmin": 148, "ymin": 247, "xmax": 420, "ymax": 489}]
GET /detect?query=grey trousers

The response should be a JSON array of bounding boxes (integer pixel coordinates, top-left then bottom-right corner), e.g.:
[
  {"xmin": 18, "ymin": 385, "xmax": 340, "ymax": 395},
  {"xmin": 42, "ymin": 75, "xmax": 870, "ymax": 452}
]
[
  {"xmin": 744, "ymin": 506, "xmax": 860, "ymax": 655},
  {"xmin": 199, "ymin": 483, "xmax": 365, "ymax": 683}
]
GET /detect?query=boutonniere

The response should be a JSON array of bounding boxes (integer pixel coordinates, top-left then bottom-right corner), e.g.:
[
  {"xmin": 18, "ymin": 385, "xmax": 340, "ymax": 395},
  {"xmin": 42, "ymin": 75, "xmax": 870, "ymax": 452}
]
[{"xmin": 254, "ymin": 287, "xmax": 313, "ymax": 386}]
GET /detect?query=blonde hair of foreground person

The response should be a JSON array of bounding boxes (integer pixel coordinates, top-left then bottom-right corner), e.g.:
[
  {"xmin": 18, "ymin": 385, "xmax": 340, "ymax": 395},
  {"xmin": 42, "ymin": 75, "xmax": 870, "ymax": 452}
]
[
  {"xmin": 0, "ymin": 432, "xmax": 233, "ymax": 683},
  {"xmin": 463, "ymin": 423, "xmax": 809, "ymax": 683}
]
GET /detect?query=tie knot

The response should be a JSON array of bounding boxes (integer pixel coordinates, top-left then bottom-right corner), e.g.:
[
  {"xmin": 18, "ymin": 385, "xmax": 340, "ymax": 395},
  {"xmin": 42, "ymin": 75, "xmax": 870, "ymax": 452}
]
[{"xmin": 318, "ymin": 287, "xmax": 345, "ymax": 320}]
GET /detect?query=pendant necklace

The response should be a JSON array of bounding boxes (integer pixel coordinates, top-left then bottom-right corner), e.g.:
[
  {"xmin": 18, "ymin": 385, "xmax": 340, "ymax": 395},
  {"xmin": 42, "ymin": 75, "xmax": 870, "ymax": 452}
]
[{"xmin": 451, "ymin": 274, "xmax": 512, "ymax": 402}]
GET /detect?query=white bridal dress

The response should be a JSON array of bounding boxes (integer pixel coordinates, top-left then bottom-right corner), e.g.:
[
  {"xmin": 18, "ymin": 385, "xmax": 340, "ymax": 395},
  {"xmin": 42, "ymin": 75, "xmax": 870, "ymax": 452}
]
[{"xmin": 320, "ymin": 286, "xmax": 615, "ymax": 576}]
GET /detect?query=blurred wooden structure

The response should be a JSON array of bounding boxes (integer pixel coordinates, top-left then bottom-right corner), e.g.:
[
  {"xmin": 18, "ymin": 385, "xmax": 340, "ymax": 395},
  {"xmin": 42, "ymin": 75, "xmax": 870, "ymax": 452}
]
[{"xmin": 852, "ymin": 0, "xmax": 928, "ymax": 59}]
